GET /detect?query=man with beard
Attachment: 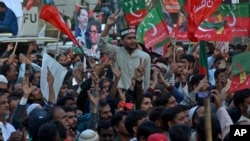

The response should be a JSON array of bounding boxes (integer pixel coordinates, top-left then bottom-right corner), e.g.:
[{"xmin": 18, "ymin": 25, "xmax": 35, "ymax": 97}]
[
  {"xmin": 63, "ymin": 106, "xmax": 78, "ymax": 135},
  {"xmin": 111, "ymin": 111, "xmax": 130, "ymax": 141},
  {"xmin": 98, "ymin": 10, "xmax": 151, "ymax": 90},
  {"xmin": 0, "ymin": 89, "xmax": 22, "ymax": 141}
]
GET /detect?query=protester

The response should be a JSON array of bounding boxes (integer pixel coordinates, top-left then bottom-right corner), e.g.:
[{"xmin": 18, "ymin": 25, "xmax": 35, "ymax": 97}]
[{"xmin": 0, "ymin": 2, "xmax": 18, "ymax": 35}]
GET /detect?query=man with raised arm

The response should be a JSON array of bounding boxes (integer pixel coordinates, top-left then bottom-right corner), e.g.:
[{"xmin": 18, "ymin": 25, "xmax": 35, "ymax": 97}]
[{"xmin": 98, "ymin": 10, "xmax": 151, "ymax": 90}]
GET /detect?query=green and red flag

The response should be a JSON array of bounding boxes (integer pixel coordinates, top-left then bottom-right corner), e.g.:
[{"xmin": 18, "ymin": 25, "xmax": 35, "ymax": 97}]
[
  {"xmin": 185, "ymin": 0, "xmax": 223, "ymax": 42},
  {"xmin": 176, "ymin": 3, "xmax": 249, "ymax": 41},
  {"xmin": 209, "ymin": 4, "xmax": 250, "ymax": 37},
  {"xmin": 39, "ymin": 0, "xmax": 78, "ymax": 45},
  {"xmin": 199, "ymin": 41, "xmax": 208, "ymax": 76},
  {"xmin": 229, "ymin": 52, "xmax": 250, "ymax": 93},
  {"xmin": 136, "ymin": 4, "xmax": 170, "ymax": 50},
  {"xmin": 120, "ymin": 0, "xmax": 147, "ymax": 26}
]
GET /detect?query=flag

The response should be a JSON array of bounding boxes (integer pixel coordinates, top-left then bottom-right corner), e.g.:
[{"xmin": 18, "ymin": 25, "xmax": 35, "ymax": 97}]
[
  {"xmin": 26, "ymin": 0, "xmax": 40, "ymax": 11},
  {"xmin": 199, "ymin": 41, "xmax": 208, "ymax": 76},
  {"xmin": 40, "ymin": 53, "xmax": 67, "ymax": 101},
  {"xmin": 26, "ymin": 0, "xmax": 33, "ymax": 10},
  {"xmin": 136, "ymin": 5, "xmax": 170, "ymax": 50},
  {"xmin": 214, "ymin": 3, "xmax": 250, "ymax": 37},
  {"xmin": 194, "ymin": 19, "xmax": 232, "ymax": 41},
  {"xmin": 120, "ymin": 0, "xmax": 147, "ymax": 26},
  {"xmin": 185, "ymin": 0, "xmax": 223, "ymax": 41},
  {"xmin": 229, "ymin": 52, "xmax": 250, "ymax": 93},
  {"xmin": 39, "ymin": 0, "xmax": 78, "ymax": 45}
]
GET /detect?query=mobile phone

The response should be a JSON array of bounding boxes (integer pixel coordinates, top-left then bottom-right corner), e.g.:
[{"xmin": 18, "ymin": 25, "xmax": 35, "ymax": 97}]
[{"xmin": 196, "ymin": 92, "xmax": 214, "ymax": 103}]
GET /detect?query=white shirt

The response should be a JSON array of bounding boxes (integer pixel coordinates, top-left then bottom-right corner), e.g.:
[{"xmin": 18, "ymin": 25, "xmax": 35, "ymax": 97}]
[
  {"xmin": 1, "ymin": 0, "xmax": 23, "ymax": 17},
  {"xmin": 98, "ymin": 36, "xmax": 151, "ymax": 89},
  {"xmin": 0, "ymin": 122, "xmax": 16, "ymax": 141}
]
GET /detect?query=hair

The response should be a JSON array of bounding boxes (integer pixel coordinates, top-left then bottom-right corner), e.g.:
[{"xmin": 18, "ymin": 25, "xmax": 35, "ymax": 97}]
[
  {"xmin": 153, "ymin": 93, "xmax": 172, "ymax": 107},
  {"xmin": 97, "ymin": 120, "xmax": 113, "ymax": 135},
  {"xmin": 56, "ymin": 53, "xmax": 67, "ymax": 61},
  {"xmin": 161, "ymin": 105, "xmax": 184, "ymax": 131},
  {"xmin": 180, "ymin": 54, "xmax": 195, "ymax": 64},
  {"xmin": 233, "ymin": 89, "xmax": 250, "ymax": 112},
  {"xmin": 0, "ymin": 2, "xmax": 6, "ymax": 8},
  {"xmin": 87, "ymin": 20, "xmax": 101, "ymax": 33},
  {"xmin": 189, "ymin": 74, "xmax": 205, "ymax": 88},
  {"xmin": 99, "ymin": 99, "xmax": 109, "ymax": 108},
  {"xmin": 7, "ymin": 95, "xmax": 20, "ymax": 105},
  {"xmin": 196, "ymin": 116, "xmax": 221, "ymax": 141},
  {"xmin": 169, "ymin": 124, "xmax": 192, "ymax": 141},
  {"xmin": 124, "ymin": 110, "xmax": 148, "ymax": 137},
  {"xmin": 214, "ymin": 68, "xmax": 227, "ymax": 79},
  {"xmin": 136, "ymin": 120, "xmax": 161, "ymax": 140},
  {"xmin": 0, "ymin": 64, "xmax": 12, "ymax": 76},
  {"xmin": 77, "ymin": 8, "xmax": 88, "ymax": 16},
  {"xmin": 62, "ymin": 106, "xmax": 76, "ymax": 113},
  {"xmin": 38, "ymin": 123, "xmax": 59, "ymax": 141},
  {"xmin": 57, "ymin": 95, "xmax": 75, "ymax": 106},
  {"xmin": 110, "ymin": 111, "xmax": 128, "ymax": 127},
  {"xmin": 99, "ymin": 78, "xmax": 112, "ymax": 90},
  {"xmin": 149, "ymin": 106, "xmax": 165, "ymax": 122}
]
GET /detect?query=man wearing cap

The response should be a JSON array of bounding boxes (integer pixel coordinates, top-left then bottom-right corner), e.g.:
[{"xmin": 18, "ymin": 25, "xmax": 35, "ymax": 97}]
[
  {"xmin": 0, "ymin": 75, "xmax": 8, "ymax": 90},
  {"xmin": 98, "ymin": 11, "xmax": 151, "ymax": 90}
]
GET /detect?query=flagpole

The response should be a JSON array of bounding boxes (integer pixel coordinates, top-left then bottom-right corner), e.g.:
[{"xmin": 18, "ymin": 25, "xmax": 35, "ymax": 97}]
[{"xmin": 204, "ymin": 97, "xmax": 212, "ymax": 141}]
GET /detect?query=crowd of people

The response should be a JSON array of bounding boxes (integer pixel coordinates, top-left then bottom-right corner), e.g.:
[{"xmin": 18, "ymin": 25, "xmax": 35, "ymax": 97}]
[{"xmin": 0, "ymin": 1, "xmax": 250, "ymax": 141}]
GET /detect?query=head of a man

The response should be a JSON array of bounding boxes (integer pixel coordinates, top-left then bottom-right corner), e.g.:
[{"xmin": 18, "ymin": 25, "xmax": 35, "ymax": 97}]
[
  {"xmin": 0, "ymin": 89, "xmax": 9, "ymax": 120},
  {"xmin": 233, "ymin": 89, "xmax": 250, "ymax": 118},
  {"xmin": 77, "ymin": 8, "xmax": 89, "ymax": 29},
  {"xmin": 88, "ymin": 20, "xmax": 101, "ymax": 45},
  {"xmin": 0, "ymin": 2, "xmax": 6, "ymax": 13},
  {"xmin": 120, "ymin": 28, "xmax": 137, "ymax": 52}
]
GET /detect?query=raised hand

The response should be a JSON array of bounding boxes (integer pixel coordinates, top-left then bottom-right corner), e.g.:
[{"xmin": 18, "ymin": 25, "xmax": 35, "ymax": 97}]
[
  {"xmin": 118, "ymin": 88, "xmax": 126, "ymax": 102},
  {"xmin": 47, "ymin": 67, "xmax": 54, "ymax": 86},
  {"xmin": 110, "ymin": 63, "xmax": 121, "ymax": 78},
  {"xmin": 134, "ymin": 59, "xmax": 146, "ymax": 81},
  {"xmin": 106, "ymin": 9, "xmax": 121, "ymax": 26},
  {"xmin": 22, "ymin": 77, "xmax": 33, "ymax": 98},
  {"xmin": 7, "ymin": 43, "xmax": 14, "ymax": 52},
  {"xmin": 19, "ymin": 53, "xmax": 26, "ymax": 63}
]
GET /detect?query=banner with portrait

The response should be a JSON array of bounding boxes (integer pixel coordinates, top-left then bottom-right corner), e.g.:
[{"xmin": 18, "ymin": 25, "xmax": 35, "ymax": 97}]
[{"xmin": 74, "ymin": 5, "xmax": 102, "ymax": 59}]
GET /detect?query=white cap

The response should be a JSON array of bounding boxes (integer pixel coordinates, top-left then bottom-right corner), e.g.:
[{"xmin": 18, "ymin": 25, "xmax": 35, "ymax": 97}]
[
  {"xmin": 0, "ymin": 75, "xmax": 8, "ymax": 83},
  {"xmin": 27, "ymin": 103, "xmax": 42, "ymax": 116},
  {"xmin": 78, "ymin": 129, "xmax": 99, "ymax": 141}
]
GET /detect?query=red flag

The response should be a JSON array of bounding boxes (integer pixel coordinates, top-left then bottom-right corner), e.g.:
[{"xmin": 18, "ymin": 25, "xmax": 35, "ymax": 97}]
[
  {"xmin": 185, "ymin": 0, "xmax": 222, "ymax": 41},
  {"xmin": 39, "ymin": 5, "xmax": 78, "ymax": 45},
  {"xmin": 26, "ymin": 0, "xmax": 33, "ymax": 10}
]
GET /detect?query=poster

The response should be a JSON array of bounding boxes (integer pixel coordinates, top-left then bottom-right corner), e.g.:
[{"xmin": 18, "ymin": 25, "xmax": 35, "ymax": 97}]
[{"xmin": 74, "ymin": 5, "xmax": 102, "ymax": 59}]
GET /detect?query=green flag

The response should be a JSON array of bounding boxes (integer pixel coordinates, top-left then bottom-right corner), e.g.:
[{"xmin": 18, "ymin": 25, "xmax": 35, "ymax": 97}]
[
  {"xmin": 136, "ymin": 4, "xmax": 169, "ymax": 50},
  {"xmin": 229, "ymin": 52, "xmax": 250, "ymax": 93},
  {"xmin": 199, "ymin": 41, "xmax": 208, "ymax": 76},
  {"xmin": 119, "ymin": 0, "xmax": 147, "ymax": 26}
]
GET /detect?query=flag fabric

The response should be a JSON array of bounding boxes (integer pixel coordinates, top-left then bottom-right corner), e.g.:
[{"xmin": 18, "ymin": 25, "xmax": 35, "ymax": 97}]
[
  {"xmin": 214, "ymin": 4, "xmax": 250, "ymax": 37},
  {"xmin": 199, "ymin": 41, "xmax": 208, "ymax": 76},
  {"xmin": 229, "ymin": 52, "xmax": 250, "ymax": 93},
  {"xmin": 136, "ymin": 5, "xmax": 170, "ymax": 50},
  {"xmin": 26, "ymin": 0, "xmax": 33, "ymax": 10},
  {"xmin": 39, "ymin": 0, "xmax": 78, "ymax": 45},
  {"xmin": 185, "ymin": 0, "xmax": 223, "ymax": 41},
  {"xmin": 40, "ymin": 53, "xmax": 67, "ymax": 102},
  {"xmin": 120, "ymin": 0, "xmax": 147, "ymax": 26},
  {"xmin": 26, "ymin": 0, "xmax": 40, "ymax": 11},
  {"xmin": 176, "ymin": 3, "xmax": 249, "ymax": 41},
  {"xmin": 194, "ymin": 19, "xmax": 232, "ymax": 41}
]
